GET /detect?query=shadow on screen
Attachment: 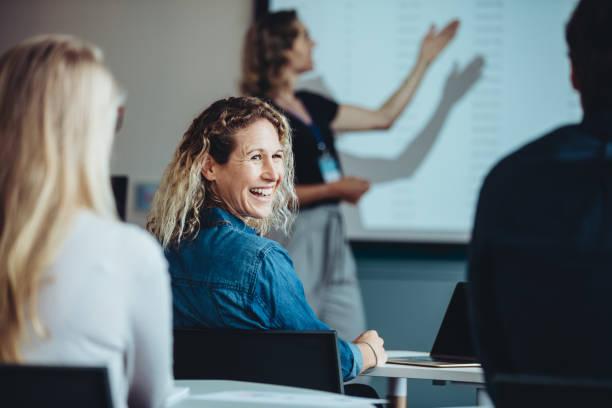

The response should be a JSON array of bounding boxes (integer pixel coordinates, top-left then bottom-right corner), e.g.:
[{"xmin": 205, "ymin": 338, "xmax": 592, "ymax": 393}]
[{"xmin": 340, "ymin": 55, "xmax": 485, "ymax": 184}]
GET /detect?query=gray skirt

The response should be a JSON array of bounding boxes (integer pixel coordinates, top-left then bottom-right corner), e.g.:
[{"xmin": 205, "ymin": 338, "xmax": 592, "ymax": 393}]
[{"xmin": 270, "ymin": 204, "xmax": 366, "ymax": 341}]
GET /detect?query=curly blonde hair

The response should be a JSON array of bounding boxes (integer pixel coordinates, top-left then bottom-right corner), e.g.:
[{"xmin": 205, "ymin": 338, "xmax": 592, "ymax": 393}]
[
  {"xmin": 240, "ymin": 10, "xmax": 299, "ymax": 97},
  {"xmin": 147, "ymin": 96, "xmax": 297, "ymax": 248}
]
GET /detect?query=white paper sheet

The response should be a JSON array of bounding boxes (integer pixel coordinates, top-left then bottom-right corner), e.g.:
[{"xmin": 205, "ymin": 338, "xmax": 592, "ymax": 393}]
[
  {"xmin": 188, "ymin": 390, "xmax": 387, "ymax": 407},
  {"xmin": 166, "ymin": 386, "xmax": 190, "ymax": 406}
]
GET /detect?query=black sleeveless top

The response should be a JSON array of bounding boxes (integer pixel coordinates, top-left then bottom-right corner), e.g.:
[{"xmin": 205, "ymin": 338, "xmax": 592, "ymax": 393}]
[{"xmin": 273, "ymin": 91, "xmax": 342, "ymax": 208}]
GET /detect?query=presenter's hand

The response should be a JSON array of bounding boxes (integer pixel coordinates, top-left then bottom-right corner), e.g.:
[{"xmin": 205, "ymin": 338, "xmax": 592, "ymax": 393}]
[
  {"xmin": 330, "ymin": 176, "xmax": 370, "ymax": 204},
  {"xmin": 419, "ymin": 19, "xmax": 460, "ymax": 65},
  {"xmin": 354, "ymin": 330, "xmax": 387, "ymax": 371}
]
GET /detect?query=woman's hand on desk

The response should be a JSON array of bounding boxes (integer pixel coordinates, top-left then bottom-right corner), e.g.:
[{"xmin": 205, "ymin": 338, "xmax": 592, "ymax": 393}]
[{"xmin": 354, "ymin": 330, "xmax": 387, "ymax": 372}]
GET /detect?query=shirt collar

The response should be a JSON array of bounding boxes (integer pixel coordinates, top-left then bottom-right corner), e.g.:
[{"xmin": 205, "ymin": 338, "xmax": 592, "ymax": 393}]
[{"xmin": 202, "ymin": 207, "xmax": 258, "ymax": 235}]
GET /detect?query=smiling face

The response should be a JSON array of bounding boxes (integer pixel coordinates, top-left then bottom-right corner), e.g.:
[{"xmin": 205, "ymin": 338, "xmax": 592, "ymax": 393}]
[{"xmin": 203, "ymin": 119, "xmax": 285, "ymax": 220}]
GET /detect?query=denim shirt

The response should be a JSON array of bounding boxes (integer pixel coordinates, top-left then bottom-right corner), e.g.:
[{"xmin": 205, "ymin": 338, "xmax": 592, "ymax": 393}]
[{"xmin": 165, "ymin": 207, "xmax": 362, "ymax": 381}]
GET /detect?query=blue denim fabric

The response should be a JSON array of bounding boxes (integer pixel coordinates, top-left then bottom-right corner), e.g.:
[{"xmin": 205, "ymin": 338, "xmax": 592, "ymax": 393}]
[{"xmin": 165, "ymin": 207, "xmax": 362, "ymax": 381}]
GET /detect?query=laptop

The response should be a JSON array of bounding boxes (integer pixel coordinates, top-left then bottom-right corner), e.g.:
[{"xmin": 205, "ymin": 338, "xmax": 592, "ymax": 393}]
[{"xmin": 387, "ymin": 282, "xmax": 480, "ymax": 368}]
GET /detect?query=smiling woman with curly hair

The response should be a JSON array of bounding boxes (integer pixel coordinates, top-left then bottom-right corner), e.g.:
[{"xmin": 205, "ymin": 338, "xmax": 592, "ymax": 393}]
[{"xmin": 147, "ymin": 96, "xmax": 387, "ymax": 382}]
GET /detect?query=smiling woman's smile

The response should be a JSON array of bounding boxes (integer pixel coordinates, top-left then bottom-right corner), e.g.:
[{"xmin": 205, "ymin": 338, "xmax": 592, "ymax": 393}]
[{"xmin": 250, "ymin": 186, "xmax": 275, "ymax": 197}]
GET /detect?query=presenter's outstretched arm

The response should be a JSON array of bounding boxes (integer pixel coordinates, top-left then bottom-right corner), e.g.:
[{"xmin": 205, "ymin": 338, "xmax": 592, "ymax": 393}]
[
  {"xmin": 331, "ymin": 20, "xmax": 460, "ymax": 132},
  {"xmin": 341, "ymin": 56, "xmax": 484, "ymax": 184}
]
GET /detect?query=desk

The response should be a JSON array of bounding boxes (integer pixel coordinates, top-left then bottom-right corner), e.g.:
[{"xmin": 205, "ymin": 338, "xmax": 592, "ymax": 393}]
[
  {"xmin": 363, "ymin": 351, "xmax": 488, "ymax": 408},
  {"xmin": 172, "ymin": 379, "xmax": 379, "ymax": 407}
]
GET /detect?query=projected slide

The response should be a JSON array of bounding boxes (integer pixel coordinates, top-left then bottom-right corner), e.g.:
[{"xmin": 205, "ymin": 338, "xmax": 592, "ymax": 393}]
[{"xmin": 270, "ymin": 0, "xmax": 581, "ymax": 243}]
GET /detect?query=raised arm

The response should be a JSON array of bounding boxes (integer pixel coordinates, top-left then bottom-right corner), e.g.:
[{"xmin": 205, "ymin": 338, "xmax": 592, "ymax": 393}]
[
  {"xmin": 331, "ymin": 20, "xmax": 460, "ymax": 132},
  {"xmin": 339, "ymin": 56, "xmax": 484, "ymax": 184}
]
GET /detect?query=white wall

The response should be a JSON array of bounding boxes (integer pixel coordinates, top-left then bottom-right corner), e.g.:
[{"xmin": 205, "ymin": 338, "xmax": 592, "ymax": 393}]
[{"xmin": 0, "ymin": 0, "xmax": 252, "ymax": 224}]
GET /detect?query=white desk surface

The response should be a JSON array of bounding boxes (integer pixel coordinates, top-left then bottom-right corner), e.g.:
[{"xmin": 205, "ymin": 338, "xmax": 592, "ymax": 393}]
[
  {"xmin": 172, "ymin": 379, "xmax": 378, "ymax": 407},
  {"xmin": 363, "ymin": 350, "xmax": 484, "ymax": 384}
]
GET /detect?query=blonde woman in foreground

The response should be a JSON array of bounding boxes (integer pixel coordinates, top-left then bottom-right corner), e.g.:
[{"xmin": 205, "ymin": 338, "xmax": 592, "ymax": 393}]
[{"xmin": 0, "ymin": 35, "xmax": 173, "ymax": 408}]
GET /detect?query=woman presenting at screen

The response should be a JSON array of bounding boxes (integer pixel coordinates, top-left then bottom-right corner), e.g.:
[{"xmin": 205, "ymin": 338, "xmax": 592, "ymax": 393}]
[{"xmin": 241, "ymin": 10, "xmax": 459, "ymax": 340}]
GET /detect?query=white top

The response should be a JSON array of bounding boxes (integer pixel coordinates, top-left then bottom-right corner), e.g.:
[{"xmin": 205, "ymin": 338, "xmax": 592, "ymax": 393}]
[{"xmin": 21, "ymin": 210, "xmax": 174, "ymax": 408}]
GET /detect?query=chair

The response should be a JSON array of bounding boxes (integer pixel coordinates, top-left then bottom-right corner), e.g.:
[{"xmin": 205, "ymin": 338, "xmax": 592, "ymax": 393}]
[
  {"xmin": 173, "ymin": 328, "xmax": 344, "ymax": 393},
  {"xmin": 110, "ymin": 175, "xmax": 128, "ymax": 221},
  {"xmin": 0, "ymin": 364, "xmax": 113, "ymax": 408},
  {"xmin": 492, "ymin": 373, "xmax": 612, "ymax": 407}
]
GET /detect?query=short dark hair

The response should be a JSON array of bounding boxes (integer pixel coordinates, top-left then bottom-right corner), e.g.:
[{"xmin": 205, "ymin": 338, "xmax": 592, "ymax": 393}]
[{"xmin": 566, "ymin": 0, "xmax": 612, "ymax": 112}]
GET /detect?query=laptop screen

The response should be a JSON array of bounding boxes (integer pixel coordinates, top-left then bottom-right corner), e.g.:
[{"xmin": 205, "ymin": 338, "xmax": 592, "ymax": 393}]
[{"xmin": 430, "ymin": 282, "xmax": 476, "ymax": 360}]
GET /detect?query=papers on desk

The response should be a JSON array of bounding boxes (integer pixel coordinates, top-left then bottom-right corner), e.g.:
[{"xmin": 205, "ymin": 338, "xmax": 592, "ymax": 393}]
[
  {"xmin": 189, "ymin": 390, "xmax": 387, "ymax": 407},
  {"xmin": 166, "ymin": 386, "xmax": 190, "ymax": 406}
]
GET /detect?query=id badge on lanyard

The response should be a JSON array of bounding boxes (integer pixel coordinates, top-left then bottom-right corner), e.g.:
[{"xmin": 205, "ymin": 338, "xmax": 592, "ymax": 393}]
[
  {"xmin": 309, "ymin": 124, "xmax": 342, "ymax": 183},
  {"xmin": 318, "ymin": 151, "xmax": 342, "ymax": 183}
]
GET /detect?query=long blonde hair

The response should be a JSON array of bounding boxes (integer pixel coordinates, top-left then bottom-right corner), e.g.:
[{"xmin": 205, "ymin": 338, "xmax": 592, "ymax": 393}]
[
  {"xmin": 0, "ymin": 35, "xmax": 122, "ymax": 362},
  {"xmin": 147, "ymin": 96, "xmax": 297, "ymax": 248}
]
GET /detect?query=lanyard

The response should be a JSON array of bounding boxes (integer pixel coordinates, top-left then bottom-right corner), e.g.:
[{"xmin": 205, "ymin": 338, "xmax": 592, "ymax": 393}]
[
  {"xmin": 308, "ymin": 123, "xmax": 329, "ymax": 152},
  {"xmin": 308, "ymin": 123, "xmax": 342, "ymax": 182}
]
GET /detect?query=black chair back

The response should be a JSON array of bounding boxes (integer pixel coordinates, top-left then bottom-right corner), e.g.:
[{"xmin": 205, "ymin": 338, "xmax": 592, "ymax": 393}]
[
  {"xmin": 493, "ymin": 373, "xmax": 612, "ymax": 407},
  {"xmin": 173, "ymin": 328, "xmax": 344, "ymax": 394},
  {"xmin": 110, "ymin": 175, "xmax": 128, "ymax": 221},
  {"xmin": 0, "ymin": 364, "xmax": 113, "ymax": 408}
]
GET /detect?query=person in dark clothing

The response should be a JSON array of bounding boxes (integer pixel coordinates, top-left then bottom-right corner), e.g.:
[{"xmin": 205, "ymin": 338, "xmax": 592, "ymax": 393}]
[
  {"xmin": 468, "ymin": 0, "xmax": 612, "ymax": 401},
  {"xmin": 241, "ymin": 10, "xmax": 460, "ymax": 340}
]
